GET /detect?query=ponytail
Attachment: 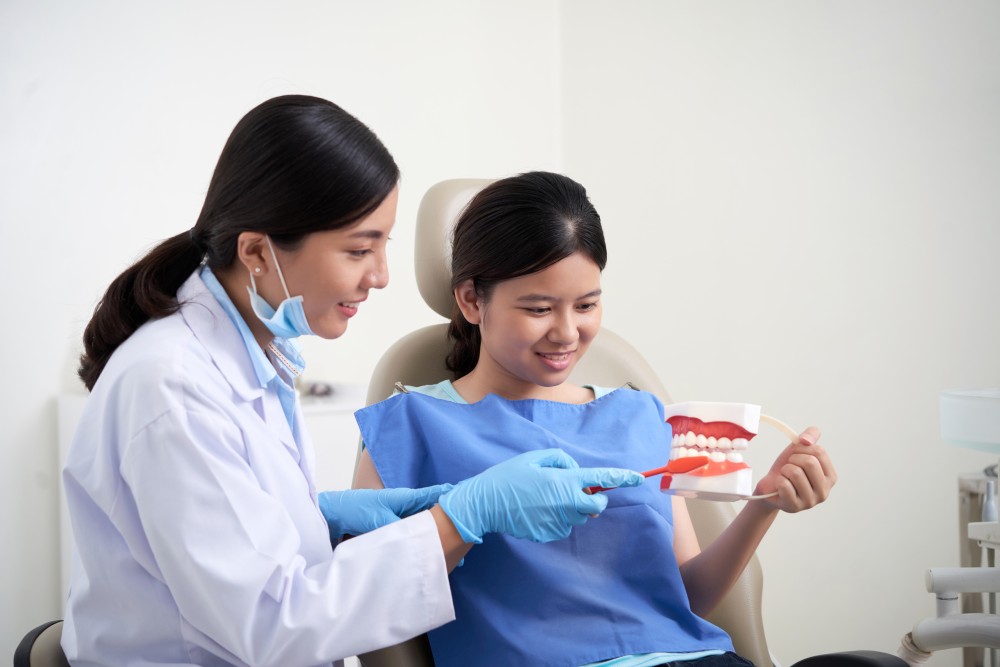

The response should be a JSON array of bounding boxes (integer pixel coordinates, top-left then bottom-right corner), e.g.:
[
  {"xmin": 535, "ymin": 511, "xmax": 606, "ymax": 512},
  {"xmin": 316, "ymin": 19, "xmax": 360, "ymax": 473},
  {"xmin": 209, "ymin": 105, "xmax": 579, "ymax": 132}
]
[{"xmin": 78, "ymin": 233, "xmax": 204, "ymax": 391}]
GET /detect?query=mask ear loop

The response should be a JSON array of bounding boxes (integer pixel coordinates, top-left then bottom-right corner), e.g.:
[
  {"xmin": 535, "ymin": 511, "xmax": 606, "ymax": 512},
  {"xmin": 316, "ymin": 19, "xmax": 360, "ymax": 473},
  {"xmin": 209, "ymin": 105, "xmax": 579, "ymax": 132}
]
[{"xmin": 265, "ymin": 237, "xmax": 293, "ymax": 300}]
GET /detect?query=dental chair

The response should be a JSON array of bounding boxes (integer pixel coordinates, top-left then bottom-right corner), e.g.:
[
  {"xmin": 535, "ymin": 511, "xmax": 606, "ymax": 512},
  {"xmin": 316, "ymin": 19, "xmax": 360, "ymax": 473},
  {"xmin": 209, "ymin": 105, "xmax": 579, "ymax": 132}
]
[
  {"xmin": 13, "ymin": 620, "xmax": 69, "ymax": 667},
  {"xmin": 354, "ymin": 178, "xmax": 907, "ymax": 667}
]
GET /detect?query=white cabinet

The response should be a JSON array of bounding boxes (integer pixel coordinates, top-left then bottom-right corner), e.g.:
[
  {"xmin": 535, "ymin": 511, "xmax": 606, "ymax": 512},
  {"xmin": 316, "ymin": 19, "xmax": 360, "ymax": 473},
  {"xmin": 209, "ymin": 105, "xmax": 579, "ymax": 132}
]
[{"xmin": 300, "ymin": 383, "xmax": 368, "ymax": 493}]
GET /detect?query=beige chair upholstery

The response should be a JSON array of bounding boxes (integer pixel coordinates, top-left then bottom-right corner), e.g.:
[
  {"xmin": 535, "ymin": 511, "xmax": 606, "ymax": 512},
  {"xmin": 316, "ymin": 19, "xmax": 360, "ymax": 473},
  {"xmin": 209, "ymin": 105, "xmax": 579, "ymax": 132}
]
[
  {"xmin": 14, "ymin": 620, "xmax": 70, "ymax": 667},
  {"xmin": 356, "ymin": 179, "xmax": 773, "ymax": 667}
]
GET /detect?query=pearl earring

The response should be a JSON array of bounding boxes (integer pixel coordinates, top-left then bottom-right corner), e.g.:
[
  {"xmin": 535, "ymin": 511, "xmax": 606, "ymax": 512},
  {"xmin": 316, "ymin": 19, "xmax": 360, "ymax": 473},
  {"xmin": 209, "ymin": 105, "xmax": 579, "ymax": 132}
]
[{"xmin": 254, "ymin": 267, "xmax": 262, "ymax": 274}]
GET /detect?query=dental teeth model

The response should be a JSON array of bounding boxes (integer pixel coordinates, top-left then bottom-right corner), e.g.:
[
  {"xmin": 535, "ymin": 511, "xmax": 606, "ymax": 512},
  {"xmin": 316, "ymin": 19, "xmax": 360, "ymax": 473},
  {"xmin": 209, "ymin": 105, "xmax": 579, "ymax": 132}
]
[{"xmin": 662, "ymin": 402, "xmax": 762, "ymax": 497}]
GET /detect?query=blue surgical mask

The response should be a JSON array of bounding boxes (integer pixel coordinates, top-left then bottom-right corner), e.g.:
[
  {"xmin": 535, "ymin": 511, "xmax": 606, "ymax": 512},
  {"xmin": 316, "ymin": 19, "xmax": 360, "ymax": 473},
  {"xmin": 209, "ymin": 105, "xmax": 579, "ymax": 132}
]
[{"xmin": 247, "ymin": 237, "xmax": 314, "ymax": 339}]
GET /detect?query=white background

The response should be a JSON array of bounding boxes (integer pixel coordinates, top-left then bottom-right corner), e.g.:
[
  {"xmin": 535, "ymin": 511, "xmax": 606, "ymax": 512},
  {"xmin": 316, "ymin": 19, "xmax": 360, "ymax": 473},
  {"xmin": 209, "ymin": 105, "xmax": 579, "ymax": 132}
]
[{"xmin": 2, "ymin": 2, "xmax": 999, "ymax": 665}]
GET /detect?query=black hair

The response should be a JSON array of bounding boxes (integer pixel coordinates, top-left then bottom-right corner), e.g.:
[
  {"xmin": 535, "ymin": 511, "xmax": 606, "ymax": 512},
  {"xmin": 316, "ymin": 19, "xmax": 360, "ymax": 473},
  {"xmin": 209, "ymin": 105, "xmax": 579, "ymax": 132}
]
[
  {"xmin": 78, "ymin": 94, "xmax": 399, "ymax": 390},
  {"xmin": 446, "ymin": 171, "xmax": 607, "ymax": 378}
]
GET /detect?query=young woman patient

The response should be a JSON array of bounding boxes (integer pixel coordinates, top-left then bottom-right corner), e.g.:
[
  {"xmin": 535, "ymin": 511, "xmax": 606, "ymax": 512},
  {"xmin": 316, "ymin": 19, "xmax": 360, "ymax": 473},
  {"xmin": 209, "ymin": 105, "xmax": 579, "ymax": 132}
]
[{"xmin": 353, "ymin": 171, "xmax": 837, "ymax": 667}]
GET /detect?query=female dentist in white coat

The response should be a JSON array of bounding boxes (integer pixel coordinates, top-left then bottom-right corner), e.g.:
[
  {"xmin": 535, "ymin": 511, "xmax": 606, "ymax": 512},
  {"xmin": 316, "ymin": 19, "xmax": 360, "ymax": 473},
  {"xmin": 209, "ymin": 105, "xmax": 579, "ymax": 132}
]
[{"xmin": 62, "ymin": 95, "xmax": 642, "ymax": 667}]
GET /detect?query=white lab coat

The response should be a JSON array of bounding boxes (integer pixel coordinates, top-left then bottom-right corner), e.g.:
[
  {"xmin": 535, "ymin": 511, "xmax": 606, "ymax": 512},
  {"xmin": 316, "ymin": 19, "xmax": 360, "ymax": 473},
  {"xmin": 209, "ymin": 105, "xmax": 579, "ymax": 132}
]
[{"xmin": 62, "ymin": 271, "xmax": 455, "ymax": 667}]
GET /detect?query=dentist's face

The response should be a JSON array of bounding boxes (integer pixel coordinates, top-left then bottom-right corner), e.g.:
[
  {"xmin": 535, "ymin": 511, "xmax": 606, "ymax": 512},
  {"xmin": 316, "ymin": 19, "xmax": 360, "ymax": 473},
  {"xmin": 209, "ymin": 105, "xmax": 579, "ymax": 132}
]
[
  {"xmin": 269, "ymin": 186, "xmax": 397, "ymax": 340},
  {"xmin": 474, "ymin": 251, "xmax": 603, "ymax": 390}
]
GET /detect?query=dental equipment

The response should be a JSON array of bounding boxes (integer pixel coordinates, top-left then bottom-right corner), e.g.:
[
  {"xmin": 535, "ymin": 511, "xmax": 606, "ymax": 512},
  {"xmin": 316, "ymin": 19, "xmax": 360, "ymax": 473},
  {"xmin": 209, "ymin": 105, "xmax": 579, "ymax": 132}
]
[{"xmin": 897, "ymin": 388, "xmax": 1000, "ymax": 666}]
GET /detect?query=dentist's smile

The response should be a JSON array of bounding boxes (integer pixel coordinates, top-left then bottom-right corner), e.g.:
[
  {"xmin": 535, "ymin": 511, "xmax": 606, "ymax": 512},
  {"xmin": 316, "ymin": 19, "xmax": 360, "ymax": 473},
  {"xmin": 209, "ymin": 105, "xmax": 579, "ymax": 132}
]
[{"xmin": 337, "ymin": 300, "xmax": 363, "ymax": 317}]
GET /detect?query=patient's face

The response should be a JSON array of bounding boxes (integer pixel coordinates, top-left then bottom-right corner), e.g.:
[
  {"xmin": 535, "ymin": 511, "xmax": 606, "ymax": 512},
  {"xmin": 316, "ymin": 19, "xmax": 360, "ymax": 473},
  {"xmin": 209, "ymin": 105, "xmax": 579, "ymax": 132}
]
[{"xmin": 476, "ymin": 252, "xmax": 602, "ymax": 391}]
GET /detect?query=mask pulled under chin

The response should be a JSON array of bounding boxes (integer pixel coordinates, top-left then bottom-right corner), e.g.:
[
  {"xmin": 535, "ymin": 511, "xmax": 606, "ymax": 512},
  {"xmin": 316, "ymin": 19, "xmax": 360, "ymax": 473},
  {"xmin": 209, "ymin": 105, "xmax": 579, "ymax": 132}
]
[
  {"xmin": 246, "ymin": 236, "xmax": 315, "ymax": 339},
  {"xmin": 246, "ymin": 286, "xmax": 314, "ymax": 339}
]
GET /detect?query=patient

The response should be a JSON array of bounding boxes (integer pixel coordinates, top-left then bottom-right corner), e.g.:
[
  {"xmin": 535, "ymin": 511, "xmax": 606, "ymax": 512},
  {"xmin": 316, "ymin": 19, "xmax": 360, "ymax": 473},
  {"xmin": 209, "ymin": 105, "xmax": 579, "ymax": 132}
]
[{"xmin": 353, "ymin": 171, "xmax": 837, "ymax": 667}]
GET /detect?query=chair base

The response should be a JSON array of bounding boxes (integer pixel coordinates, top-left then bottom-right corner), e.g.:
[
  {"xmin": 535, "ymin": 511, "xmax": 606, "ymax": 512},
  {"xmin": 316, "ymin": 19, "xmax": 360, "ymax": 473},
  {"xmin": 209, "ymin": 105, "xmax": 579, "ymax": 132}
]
[{"xmin": 790, "ymin": 650, "xmax": 908, "ymax": 666}]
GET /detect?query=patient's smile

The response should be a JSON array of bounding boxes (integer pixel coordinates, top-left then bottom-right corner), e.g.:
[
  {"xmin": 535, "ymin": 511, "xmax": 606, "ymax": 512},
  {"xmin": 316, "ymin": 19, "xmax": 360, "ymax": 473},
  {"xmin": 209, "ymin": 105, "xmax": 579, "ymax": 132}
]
[{"xmin": 536, "ymin": 350, "xmax": 575, "ymax": 370}]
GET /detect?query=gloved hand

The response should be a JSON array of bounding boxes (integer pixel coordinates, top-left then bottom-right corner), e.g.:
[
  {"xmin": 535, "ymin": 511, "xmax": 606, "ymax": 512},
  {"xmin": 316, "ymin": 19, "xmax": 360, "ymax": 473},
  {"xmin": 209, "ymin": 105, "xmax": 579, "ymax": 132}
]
[
  {"xmin": 318, "ymin": 484, "xmax": 453, "ymax": 541},
  {"xmin": 438, "ymin": 448, "xmax": 644, "ymax": 544}
]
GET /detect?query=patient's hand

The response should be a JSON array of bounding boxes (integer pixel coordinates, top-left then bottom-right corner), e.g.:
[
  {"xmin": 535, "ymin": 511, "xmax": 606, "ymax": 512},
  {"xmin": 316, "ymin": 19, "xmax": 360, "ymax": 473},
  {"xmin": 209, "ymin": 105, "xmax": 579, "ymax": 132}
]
[{"xmin": 754, "ymin": 427, "xmax": 836, "ymax": 513}]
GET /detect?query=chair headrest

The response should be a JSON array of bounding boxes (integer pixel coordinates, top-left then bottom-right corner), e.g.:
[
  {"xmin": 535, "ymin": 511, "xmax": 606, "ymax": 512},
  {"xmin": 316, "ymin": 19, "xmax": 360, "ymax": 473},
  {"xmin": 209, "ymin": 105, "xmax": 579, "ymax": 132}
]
[{"xmin": 414, "ymin": 178, "xmax": 494, "ymax": 319}]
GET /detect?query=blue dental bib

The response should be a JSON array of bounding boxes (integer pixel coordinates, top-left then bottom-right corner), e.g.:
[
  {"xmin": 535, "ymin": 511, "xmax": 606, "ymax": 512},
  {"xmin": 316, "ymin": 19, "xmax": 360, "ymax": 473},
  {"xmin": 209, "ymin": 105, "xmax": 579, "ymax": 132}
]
[{"xmin": 356, "ymin": 387, "xmax": 733, "ymax": 667}]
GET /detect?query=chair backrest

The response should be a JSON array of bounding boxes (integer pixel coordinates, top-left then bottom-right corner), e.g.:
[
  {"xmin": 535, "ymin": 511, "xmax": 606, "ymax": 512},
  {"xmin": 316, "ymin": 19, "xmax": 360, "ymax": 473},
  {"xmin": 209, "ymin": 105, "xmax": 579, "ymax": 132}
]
[
  {"xmin": 13, "ymin": 620, "xmax": 70, "ymax": 667},
  {"xmin": 357, "ymin": 179, "xmax": 773, "ymax": 667}
]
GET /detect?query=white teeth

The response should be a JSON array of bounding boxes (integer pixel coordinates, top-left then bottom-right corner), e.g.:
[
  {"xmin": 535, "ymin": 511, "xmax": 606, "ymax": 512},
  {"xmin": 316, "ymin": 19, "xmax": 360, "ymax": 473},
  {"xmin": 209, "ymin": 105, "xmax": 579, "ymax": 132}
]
[{"xmin": 671, "ymin": 432, "xmax": 750, "ymax": 459}]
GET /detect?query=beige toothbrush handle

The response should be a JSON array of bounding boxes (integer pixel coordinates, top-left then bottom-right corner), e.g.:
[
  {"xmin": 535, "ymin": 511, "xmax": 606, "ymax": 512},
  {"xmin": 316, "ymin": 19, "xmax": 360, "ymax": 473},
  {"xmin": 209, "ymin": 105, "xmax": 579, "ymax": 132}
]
[{"xmin": 759, "ymin": 413, "xmax": 801, "ymax": 443}]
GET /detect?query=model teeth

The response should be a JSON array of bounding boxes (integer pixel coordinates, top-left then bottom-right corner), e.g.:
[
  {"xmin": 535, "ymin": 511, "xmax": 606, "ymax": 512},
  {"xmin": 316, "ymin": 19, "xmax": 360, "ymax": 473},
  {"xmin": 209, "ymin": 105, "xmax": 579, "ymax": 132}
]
[{"xmin": 670, "ymin": 431, "xmax": 748, "ymax": 462}]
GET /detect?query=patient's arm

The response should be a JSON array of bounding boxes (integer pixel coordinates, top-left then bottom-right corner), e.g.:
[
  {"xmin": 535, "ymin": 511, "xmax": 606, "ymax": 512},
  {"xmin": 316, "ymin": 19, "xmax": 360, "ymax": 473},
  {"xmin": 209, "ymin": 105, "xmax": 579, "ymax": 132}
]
[
  {"xmin": 353, "ymin": 450, "xmax": 385, "ymax": 490},
  {"xmin": 353, "ymin": 449, "xmax": 472, "ymax": 571},
  {"xmin": 677, "ymin": 426, "xmax": 835, "ymax": 616},
  {"xmin": 670, "ymin": 496, "xmax": 701, "ymax": 567},
  {"xmin": 677, "ymin": 498, "xmax": 779, "ymax": 617}
]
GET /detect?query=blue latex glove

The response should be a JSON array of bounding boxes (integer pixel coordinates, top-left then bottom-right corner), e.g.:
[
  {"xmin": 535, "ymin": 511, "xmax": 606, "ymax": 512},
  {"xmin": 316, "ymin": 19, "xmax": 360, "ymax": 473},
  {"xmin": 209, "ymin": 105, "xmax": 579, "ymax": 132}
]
[
  {"xmin": 439, "ymin": 448, "xmax": 644, "ymax": 544},
  {"xmin": 318, "ymin": 484, "xmax": 453, "ymax": 541}
]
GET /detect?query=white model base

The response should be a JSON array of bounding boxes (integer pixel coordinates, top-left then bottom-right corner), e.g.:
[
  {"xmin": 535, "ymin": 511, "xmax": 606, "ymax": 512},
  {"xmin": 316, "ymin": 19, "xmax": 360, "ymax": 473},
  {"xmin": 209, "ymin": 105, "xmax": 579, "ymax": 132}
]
[{"xmin": 667, "ymin": 468, "xmax": 753, "ymax": 497}]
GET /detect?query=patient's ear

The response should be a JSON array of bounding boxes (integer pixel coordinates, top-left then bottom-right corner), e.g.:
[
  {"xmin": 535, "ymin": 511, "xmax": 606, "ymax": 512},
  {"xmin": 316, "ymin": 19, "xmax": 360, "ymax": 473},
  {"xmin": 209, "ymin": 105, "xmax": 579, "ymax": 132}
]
[{"xmin": 454, "ymin": 279, "xmax": 482, "ymax": 325}]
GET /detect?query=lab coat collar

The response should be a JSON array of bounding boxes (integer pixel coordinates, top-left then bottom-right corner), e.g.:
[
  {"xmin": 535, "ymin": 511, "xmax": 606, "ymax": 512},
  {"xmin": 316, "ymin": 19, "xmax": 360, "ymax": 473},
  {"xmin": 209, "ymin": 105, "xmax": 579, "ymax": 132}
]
[
  {"xmin": 177, "ymin": 270, "xmax": 264, "ymax": 404},
  {"xmin": 199, "ymin": 266, "xmax": 280, "ymax": 390},
  {"xmin": 179, "ymin": 270, "xmax": 305, "ymax": 466}
]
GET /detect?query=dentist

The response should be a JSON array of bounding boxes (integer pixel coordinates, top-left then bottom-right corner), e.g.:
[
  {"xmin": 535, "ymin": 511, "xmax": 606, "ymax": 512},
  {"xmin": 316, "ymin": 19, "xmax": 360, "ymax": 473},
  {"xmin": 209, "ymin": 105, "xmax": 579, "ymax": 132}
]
[{"xmin": 62, "ymin": 95, "xmax": 641, "ymax": 667}]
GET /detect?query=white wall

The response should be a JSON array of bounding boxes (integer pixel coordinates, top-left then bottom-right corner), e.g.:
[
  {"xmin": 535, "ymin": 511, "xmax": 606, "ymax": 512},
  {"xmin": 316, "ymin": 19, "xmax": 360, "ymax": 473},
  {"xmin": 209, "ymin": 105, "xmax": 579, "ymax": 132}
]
[
  {"xmin": 0, "ymin": 0, "xmax": 562, "ymax": 659},
  {"xmin": 2, "ymin": 1, "xmax": 998, "ymax": 665},
  {"xmin": 560, "ymin": 2, "xmax": 1000, "ymax": 665}
]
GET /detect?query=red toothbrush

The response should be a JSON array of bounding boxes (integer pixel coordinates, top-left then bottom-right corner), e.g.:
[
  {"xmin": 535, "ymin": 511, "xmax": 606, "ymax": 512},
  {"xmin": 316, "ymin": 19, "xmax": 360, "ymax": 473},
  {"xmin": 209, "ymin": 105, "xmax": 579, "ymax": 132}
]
[{"xmin": 586, "ymin": 455, "xmax": 710, "ymax": 494}]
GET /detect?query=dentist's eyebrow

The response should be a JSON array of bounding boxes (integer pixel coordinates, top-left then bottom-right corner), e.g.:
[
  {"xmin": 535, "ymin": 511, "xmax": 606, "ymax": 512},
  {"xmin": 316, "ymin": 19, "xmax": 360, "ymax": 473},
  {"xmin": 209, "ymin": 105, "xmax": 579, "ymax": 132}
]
[{"xmin": 347, "ymin": 230, "xmax": 386, "ymax": 239}]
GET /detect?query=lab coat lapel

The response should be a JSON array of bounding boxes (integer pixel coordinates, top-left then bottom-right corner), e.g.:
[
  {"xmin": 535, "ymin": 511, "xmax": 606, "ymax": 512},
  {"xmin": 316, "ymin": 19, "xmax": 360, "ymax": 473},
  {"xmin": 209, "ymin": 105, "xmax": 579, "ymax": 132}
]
[
  {"xmin": 178, "ymin": 273, "xmax": 305, "ymax": 469},
  {"xmin": 178, "ymin": 273, "xmax": 263, "ymax": 405}
]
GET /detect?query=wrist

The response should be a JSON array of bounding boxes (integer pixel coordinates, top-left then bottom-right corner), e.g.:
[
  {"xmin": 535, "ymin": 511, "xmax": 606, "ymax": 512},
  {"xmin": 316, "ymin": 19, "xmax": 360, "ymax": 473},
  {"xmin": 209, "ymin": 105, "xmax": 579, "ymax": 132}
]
[
  {"xmin": 431, "ymin": 505, "xmax": 475, "ymax": 570},
  {"xmin": 745, "ymin": 497, "xmax": 781, "ymax": 522},
  {"xmin": 438, "ymin": 491, "xmax": 484, "ymax": 544}
]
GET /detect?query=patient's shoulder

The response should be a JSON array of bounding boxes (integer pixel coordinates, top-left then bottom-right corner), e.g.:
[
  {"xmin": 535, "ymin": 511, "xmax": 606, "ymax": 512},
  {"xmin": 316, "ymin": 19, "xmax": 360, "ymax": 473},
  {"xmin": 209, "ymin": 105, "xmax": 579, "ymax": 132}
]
[
  {"xmin": 588, "ymin": 383, "xmax": 642, "ymax": 399},
  {"xmin": 393, "ymin": 379, "xmax": 466, "ymax": 404}
]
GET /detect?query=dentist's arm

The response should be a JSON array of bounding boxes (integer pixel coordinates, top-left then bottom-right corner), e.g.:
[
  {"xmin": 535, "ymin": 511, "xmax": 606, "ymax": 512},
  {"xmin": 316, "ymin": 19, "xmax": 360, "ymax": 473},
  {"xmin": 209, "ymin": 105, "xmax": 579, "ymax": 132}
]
[
  {"xmin": 353, "ymin": 450, "xmax": 471, "ymax": 571},
  {"xmin": 355, "ymin": 448, "xmax": 644, "ymax": 570},
  {"xmin": 675, "ymin": 427, "xmax": 836, "ymax": 616}
]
